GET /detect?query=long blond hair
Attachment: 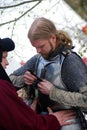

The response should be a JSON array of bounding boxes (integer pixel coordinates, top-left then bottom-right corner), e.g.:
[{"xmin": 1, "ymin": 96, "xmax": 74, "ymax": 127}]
[{"xmin": 28, "ymin": 17, "xmax": 73, "ymax": 49}]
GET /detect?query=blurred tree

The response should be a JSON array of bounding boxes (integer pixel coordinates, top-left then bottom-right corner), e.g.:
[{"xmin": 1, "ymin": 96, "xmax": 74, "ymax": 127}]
[
  {"xmin": 0, "ymin": 0, "xmax": 42, "ymax": 26},
  {"xmin": 64, "ymin": 0, "xmax": 87, "ymax": 21}
]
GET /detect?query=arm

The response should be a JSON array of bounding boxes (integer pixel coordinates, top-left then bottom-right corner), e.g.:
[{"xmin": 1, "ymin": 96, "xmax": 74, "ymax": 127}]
[
  {"xmin": 49, "ymin": 85, "xmax": 87, "ymax": 109},
  {"xmin": 38, "ymin": 78, "xmax": 87, "ymax": 110},
  {"xmin": 9, "ymin": 54, "xmax": 39, "ymax": 87},
  {"xmin": 0, "ymin": 80, "xmax": 75, "ymax": 130},
  {"xmin": 61, "ymin": 52, "xmax": 87, "ymax": 92},
  {"xmin": 37, "ymin": 52, "xmax": 87, "ymax": 110},
  {"xmin": 53, "ymin": 52, "xmax": 87, "ymax": 110},
  {"xmin": 10, "ymin": 54, "xmax": 39, "ymax": 76},
  {"xmin": 9, "ymin": 74, "xmax": 25, "ymax": 88}
]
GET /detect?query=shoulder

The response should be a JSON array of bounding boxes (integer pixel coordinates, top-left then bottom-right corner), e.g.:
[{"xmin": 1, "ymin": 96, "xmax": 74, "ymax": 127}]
[
  {"xmin": 62, "ymin": 51, "xmax": 86, "ymax": 69},
  {"xmin": 61, "ymin": 52, "xmax": 87, "ymax": 91},
  {"xmin": 63, "ymin": 51, "xmax": 82, "ymax": 63},
  {"xmin": 12, "ymin": 54, "xmax": 41, "ymax": 75},
  {"xmin": 27, "ymin": 54, "xmax": 41, "ymax": 63}
]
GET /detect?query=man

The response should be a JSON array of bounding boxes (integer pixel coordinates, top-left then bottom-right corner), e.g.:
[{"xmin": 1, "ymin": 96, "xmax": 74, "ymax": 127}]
[
  {"xmin": 10, "ymin": 18, "xmax": 87, "ymax": 130},
  {"xmin": 0, "ymin": 37, "xmax": 75, "ymax": 130}
]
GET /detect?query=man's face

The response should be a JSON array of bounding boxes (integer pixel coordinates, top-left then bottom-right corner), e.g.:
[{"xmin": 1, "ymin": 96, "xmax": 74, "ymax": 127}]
[
  {"xmin": 30, "ymin": 35, "xmax": 56, "ymax": 59},
  {"xmin": 1, "ymin": 51, "xmax": 9, "ymax": 69}
]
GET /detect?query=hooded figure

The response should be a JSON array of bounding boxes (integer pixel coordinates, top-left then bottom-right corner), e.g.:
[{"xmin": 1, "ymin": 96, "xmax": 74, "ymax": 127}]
[
  {"xmin": 0, "ymin": 37, "xmax": 15, "ymax": 62},
  {"xmin": 0, "ymin": 37, "xmax": 15, "ymax": 82}
]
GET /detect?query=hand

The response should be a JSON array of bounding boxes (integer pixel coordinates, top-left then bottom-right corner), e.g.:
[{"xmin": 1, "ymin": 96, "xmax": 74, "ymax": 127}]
[
  {"xmin": 47, "ymin": 107, "xmax": 76, "ymax": 126},
  {"xmin": 38, "ymin": 79, "xmax": 53, "ymax": 95},
  {"xmin": 30, "ymin": 97, "xmax": 38, "ymax": 112},
  {"xmin": 24, "ymin": 71, "xmax": 37, "ymax": 85}
]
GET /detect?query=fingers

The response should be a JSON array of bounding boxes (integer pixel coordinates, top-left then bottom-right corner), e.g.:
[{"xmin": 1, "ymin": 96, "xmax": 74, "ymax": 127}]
[
  {"xmin": 57, "ymin": 110, "xmax": 76, "ymax": 126},
  {"xmin": 24, "ymin": 71, "xmax": 37, "ymax": 85},
  {"xmin": 47, "ymin": 107, "xmax": 53, "ymax": 114},
  {"xmin": 61, "ymin": 120, "xmax": 74, "ymax": 126},
  {"xmin": 49, "ymin": 109, "xmax": 76, "ymax": 126},
  {"xmin": 62, "ymin": 110, "xmax": 76, "ymax": 117},
  {"xmin": 30, "ymin": 97, "xmax": 38, "ymax": 111}
]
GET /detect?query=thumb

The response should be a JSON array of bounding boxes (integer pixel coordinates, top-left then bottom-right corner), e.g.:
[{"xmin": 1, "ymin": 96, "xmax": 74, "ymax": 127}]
[
  {"xmin": 30, "ymin": 97, "xmax": 38, "ymax": 111},
  {"xmin": 47, "ymin": 107, "xmax": 53, "ymax": 114}
]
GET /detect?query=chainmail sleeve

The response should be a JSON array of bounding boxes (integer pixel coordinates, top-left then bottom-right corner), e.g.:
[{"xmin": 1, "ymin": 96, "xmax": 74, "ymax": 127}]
[
  {"xmin": 61, "ymin": 52, "xmax": 87, "ymax": 92},
  {"xmin": 11, "ymin": 54, "xmax": 40, "ymax": 76}
]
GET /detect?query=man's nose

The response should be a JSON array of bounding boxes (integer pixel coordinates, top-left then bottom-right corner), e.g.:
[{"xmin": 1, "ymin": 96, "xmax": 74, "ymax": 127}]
[
  {"xmin": 6, "ymin": 60, "xmax": 9, "ymax": 66},
  {"xmin": 36, "ymin": 48, "xmax": 41, "ymax": 53}
]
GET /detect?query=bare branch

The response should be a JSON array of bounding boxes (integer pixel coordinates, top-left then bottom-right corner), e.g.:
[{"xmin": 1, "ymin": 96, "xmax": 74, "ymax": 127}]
[
  {"xmin": 0, "ymin": 0, "xmax": 42, "ymax": 9},
  {"xmin": 0, "ymin": 1, "xmax": 41, "ymax": 26}
]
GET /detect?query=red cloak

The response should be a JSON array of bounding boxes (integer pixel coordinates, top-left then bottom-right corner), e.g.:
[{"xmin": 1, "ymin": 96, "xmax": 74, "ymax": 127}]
[{"xmin": 0, "ymin": 80, "xmax": 60, "ymax": 130}]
